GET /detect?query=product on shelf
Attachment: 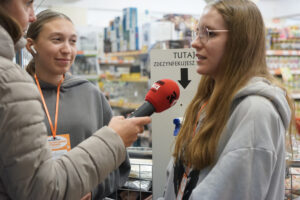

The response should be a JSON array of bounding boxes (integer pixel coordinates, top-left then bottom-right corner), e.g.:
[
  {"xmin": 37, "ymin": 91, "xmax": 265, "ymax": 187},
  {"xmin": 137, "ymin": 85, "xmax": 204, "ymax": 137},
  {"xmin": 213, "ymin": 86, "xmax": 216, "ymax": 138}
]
[
  {"xmin": 266, "ymin": 26, "xmax": 300, "ymax": 51},
  {"xmin": 104, "ymin": 7, "xmax": 139, "ymax": 53}
]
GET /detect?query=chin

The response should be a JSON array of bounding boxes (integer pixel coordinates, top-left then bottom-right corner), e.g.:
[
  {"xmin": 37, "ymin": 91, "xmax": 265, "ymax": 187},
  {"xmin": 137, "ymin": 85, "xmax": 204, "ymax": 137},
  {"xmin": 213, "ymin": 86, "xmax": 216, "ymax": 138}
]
[
  {"xmin": 54, "ymin": 69, "xmax": 67, "ymax": 75},
  {"xmin": 197, "ymin": 68, "xmax": 213, "ymax": 77},
  {"xmin": 57, "ymin": 65, "xmax": 70, "ymax": 72},
  {"xmin": 196, "ymin": 66, "xmax": 206, "ymax": 75}
]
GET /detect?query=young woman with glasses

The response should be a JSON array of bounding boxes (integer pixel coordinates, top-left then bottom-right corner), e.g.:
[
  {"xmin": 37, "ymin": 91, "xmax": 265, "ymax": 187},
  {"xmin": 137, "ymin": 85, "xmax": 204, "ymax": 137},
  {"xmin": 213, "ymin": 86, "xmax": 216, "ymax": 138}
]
[{"xmin": 159, "ymin": 0, "xmax": 293, "ymax": 199}]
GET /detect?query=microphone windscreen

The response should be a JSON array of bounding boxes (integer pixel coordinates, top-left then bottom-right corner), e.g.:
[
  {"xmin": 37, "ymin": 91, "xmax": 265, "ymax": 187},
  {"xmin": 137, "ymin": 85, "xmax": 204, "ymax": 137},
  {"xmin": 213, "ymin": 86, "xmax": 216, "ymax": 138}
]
[{"xmin": 145, "ymin": 79, "xmax": 180, "ymax": 112}]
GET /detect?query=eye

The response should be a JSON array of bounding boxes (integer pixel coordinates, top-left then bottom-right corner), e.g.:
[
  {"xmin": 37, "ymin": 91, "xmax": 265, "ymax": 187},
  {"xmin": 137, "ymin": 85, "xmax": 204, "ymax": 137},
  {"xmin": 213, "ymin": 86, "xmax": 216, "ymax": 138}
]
[
  {"xmin": 70, "ymin": 39, "xmax": 77, "ymax": 44},
  {"xmin": 51, "ymin": 37, "xmax": 62, "ymax": 42},
  {"xmin": 26, "ymin": 0, "xmax": 34, "ymax": 6},
  {"xmin": 208, "ymin": 31, "xmax": 217, "ymax": 37}
]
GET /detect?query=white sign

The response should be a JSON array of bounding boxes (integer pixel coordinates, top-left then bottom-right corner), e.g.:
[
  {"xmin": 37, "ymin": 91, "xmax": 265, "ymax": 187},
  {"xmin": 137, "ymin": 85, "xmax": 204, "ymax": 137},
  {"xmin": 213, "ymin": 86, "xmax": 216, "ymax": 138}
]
[{"xmin": 150, "ymin": 48, "xmax": 200, "ymax": 199}]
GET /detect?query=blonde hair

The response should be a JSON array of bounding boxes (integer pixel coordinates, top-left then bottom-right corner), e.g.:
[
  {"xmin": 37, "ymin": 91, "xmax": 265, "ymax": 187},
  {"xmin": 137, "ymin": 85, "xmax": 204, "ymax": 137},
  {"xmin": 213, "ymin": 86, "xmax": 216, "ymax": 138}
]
[
  {"xmin": 26, "ymin": 9, "xmax": 73, "ymax": 75},
  {"xmin": 0, "ymin": 1, "xmax": 22, "ymax": 44},
  {"xmin": 173, "ymin": 0, "xmax": 294, "ymax": 170}
]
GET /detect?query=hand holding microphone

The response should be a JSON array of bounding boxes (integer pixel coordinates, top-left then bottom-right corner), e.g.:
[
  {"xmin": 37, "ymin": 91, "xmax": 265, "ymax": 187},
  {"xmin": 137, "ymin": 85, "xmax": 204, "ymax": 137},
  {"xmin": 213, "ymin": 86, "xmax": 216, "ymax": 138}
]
[
  {"xmin": 108, "ymin": 116, "xmax": 151, "ymax": 147},
  {"xmin": 109, "ymin": 79, "xmax": 180, "ymax": 147}
]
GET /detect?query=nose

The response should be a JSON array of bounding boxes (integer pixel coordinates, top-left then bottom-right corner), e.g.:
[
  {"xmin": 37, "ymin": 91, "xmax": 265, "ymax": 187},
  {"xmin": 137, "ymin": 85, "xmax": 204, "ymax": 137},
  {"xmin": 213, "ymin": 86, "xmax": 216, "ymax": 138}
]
[
  {"xmin": 191, "ymin": 37, "xmax": 203, "ymax": 50},
  {"xmin": 29, "ymin": 6, "xmax": 36, "ymax": 22},
  {"xmin": 61, "ymin": 42, "xmax": 72, "ymax": 54}
]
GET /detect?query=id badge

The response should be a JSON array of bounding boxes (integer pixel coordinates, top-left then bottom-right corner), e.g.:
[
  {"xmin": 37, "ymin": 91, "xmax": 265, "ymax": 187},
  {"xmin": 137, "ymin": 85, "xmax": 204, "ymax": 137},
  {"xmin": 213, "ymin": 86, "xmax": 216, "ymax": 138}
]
[
  {"xmin": 177, "ymin": 173, "xmax": 188, "ymax": 200},
  {"xmin": 47, "ymin": 134, "xmax": 71, "ymax": 159}
]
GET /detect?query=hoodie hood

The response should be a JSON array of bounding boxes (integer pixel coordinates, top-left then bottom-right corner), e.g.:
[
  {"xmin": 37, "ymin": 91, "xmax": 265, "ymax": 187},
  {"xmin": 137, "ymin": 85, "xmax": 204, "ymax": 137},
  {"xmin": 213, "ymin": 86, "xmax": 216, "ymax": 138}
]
[
  {"xmin": 0, "ymin": 25, "xmax": 26, "ymax": 61},
  {"xmin": 37, "ymin": 73, "xmax": 89, "ymax": 91},
  {"xmin": 233, "ymin": 77, "xmax": 291, "ymax": 130}
]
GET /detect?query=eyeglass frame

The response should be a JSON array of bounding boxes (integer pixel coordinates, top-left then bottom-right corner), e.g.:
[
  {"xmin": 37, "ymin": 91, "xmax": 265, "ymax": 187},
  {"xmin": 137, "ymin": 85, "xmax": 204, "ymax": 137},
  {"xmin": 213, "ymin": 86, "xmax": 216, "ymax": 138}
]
[{"xmin": 192, "ymin": 26, "xmax": 229, "ymax": 43}]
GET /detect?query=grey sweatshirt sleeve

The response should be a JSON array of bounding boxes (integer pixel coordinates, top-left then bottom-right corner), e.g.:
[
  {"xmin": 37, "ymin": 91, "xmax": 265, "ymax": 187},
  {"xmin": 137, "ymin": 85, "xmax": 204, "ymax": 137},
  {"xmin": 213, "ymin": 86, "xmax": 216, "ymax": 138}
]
[{"xmin": 99, "ymin": 91, "xmax": 113, "ymax": 126}]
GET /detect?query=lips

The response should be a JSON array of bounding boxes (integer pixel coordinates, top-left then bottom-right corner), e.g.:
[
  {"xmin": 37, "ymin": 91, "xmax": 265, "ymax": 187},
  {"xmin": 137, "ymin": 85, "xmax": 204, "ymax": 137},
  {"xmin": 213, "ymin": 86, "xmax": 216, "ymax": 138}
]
[
  {"xmin": 196, "ymin": 53, "xmax": 207, "ymax": 61},
  {"xmin": 196, "ymin": 53, "xmax": 207, "ymax": 64},
  {"xmin": 55, "ymin": 58, "xmax": 72, "ymax": 66},
  {"xmin": 56, "ymin": 58, "xmax": 71, "ymax": 62}
]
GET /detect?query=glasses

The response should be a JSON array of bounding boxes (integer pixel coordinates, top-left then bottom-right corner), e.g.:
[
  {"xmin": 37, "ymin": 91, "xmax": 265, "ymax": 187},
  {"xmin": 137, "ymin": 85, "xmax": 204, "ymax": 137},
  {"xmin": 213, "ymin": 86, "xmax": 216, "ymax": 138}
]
[{"xmin": 192, "ymin": 27, "xmax": 229, "ymax": 43}]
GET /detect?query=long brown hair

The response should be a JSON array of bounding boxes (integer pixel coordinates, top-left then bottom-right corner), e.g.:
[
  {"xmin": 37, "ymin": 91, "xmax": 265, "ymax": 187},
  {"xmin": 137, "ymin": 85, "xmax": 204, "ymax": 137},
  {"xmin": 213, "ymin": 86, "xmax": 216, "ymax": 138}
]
[
  {"xmin": 26, "ymin": 9, "xmax": 73, "ymax": 75},
  {"xmin": 173, "ymin": 0, "xmax": 294, "ymax": 170},
  {"xmin": 0, "ymin": 1, "xmax": 22, "ymax": 44}
]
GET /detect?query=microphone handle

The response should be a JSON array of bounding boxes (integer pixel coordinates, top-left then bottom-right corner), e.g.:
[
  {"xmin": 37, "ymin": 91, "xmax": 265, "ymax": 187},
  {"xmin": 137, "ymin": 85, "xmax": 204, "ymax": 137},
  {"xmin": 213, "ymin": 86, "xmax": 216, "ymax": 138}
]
[{"xmin": 129, "ymin": 101, "xmax": 155, "ymax": 118}]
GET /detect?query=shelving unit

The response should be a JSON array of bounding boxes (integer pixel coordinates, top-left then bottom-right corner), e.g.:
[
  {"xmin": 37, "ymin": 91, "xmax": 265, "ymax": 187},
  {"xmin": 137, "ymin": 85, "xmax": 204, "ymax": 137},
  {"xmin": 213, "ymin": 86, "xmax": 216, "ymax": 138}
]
[
  {"xmin": 97, "ymin": 49, "xmax": 153, "ymax": 199},
  {"xmin": 266, "ymin": 27, "xmax": 300, "ymax": 200},
  {"xmin": 98, "ymin": 50, "xmax": 150, "ymax": 113},
  {"xmin": 71, "ymin": 43, "xmax": 100, "ymax": 85}
]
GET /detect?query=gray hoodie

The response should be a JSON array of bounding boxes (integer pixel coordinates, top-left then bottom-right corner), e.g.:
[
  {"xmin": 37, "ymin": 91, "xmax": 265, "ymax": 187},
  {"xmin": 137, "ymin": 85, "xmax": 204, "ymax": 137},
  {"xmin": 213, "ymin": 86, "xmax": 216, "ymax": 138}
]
[
  {"xmin": 35, "ymin": 73, "xmax": 112, "ymax": 148},
  {"xmin": 34, "ymin": 73, "xmax": 130, "ymax": 199},
  {"xmin": 160, "ymin": 77, "xmax": 291, "ymax": 200}
]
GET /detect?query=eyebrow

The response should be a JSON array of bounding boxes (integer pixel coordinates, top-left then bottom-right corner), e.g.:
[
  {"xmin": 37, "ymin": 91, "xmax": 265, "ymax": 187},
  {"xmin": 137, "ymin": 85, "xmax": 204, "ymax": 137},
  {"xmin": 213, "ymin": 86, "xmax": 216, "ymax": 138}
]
[
  {"xmin": 197, "ymin": 25, "xmax": 212, "ymax": 29},
  {"xmin": 48, "ymin": 32, "xmax": 77, "ymax": 38},
  {"xmin": 197, "ymin": 25, "xmax": 228, "ymax": 32}
]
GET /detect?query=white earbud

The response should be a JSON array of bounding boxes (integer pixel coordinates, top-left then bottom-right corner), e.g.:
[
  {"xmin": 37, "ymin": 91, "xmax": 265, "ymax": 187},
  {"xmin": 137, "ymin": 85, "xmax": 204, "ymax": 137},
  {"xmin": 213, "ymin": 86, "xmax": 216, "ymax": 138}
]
[{"xmin": 30, "ymin": 46, "xmax": 37, "ymax": 54}]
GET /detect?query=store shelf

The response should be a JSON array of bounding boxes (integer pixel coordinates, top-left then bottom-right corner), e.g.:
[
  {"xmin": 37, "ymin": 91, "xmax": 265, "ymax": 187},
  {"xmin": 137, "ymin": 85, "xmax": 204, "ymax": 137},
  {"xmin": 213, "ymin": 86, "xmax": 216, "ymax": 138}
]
[
  {"xmin": 99, "ymin": 50, "xmax": 148, "ymax": 67},
  {"xmin": 128, "ymin": 147, "xmax": 152, "ymax": 159},
  {"xmin": 99, "ymin": 59, "xmax": 135, "ymax": 66},
  {"xmin": 267, "ymin": 50, "xmax": 300, "ymax": 56},
  {"xmin": 77, "ymin": 50, "xmax": 98, "ymax": 56},
  {"xmin": 288, "ymin": 160, "xmax": 300, "ymax": 168},
  {"xmin": 270, "ymin": 69, "xmax": 300, "ymax": 75},
  {"xmin": 104, "ymin": 50, "xmax": 147, "ymax": 57},
  {"xmin": 103, "ymin": 77, "xmax": 149, "ymax": 83},
  {"xmin": 291, "ymin": 93, "xmax": 300, "ymax": 99},
  {"xmin": 75, "ymin": 74, "xmax": 99, "ymax": 81}
]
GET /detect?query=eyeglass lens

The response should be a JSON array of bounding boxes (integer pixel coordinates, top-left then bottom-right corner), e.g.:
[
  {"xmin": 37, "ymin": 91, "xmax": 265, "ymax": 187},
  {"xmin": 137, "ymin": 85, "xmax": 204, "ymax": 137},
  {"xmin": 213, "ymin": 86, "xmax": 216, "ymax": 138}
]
[{"xmin": 192, "ymin": 27, "xmax": 209, "ymax": 43}]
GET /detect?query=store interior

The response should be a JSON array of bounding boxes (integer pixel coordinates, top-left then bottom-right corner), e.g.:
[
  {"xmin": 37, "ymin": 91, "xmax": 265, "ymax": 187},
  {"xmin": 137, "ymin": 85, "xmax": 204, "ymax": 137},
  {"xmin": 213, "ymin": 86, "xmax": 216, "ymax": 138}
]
[{"xmin": 28, "ymin": 0, "xmax": 300, "ymax": 199}]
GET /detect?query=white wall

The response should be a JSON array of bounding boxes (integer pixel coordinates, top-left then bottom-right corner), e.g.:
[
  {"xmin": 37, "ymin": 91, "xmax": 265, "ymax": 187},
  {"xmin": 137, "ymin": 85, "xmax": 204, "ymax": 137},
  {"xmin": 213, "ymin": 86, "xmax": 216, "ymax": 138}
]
[
  {"xmin": 256, "ymin": 0, "xmax": 300, "ymax": 27},
  {"xmin": 51, "ymin": 6, "xmax": 88, "ymax": 26},
  {"xmin": 34, "ymin": 0, "xmax": 207, "ymax": 27},
  {"xmin": 273, "ymin": 0, "xmax": 300, "ymax": 18},
  {"xmin": 35, "ymin": 0, "xmax": 300, "ymax": 28}
]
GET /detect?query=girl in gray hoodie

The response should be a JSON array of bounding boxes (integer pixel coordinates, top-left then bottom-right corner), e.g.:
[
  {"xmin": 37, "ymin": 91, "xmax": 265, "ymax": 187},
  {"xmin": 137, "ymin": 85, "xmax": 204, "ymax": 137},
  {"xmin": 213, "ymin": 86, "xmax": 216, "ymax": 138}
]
[
  {"xmin": 25, "ymin": 10, "xmax": 131, "ymax": 200},
  {"xmin": 160, "ymin": 0, "xmax": 293, "ymax": 199}
]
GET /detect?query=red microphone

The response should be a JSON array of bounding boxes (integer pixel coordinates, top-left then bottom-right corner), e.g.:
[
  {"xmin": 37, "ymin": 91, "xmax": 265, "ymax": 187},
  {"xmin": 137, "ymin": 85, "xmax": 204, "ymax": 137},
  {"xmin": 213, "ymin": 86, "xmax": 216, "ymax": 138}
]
[{"xmin": 129, "ymin": 79, "xmax": 180, "ymax": 117}]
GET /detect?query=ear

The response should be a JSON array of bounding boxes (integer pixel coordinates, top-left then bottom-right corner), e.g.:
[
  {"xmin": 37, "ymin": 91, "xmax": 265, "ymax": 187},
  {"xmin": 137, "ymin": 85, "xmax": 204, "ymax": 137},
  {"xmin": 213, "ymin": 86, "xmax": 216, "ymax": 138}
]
[{"xmin": 26, "ymin": 38, "xmax": 36, "ymax": 55}]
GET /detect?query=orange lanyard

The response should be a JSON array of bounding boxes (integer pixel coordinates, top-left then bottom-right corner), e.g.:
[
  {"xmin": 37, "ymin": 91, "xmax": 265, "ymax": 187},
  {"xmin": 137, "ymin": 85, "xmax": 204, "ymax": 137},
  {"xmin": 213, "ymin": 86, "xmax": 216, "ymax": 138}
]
[
  {"xmin": 34, "ymin": 74, "xmax": 64, "ymax": 139},
  {"xmin": 177, "ymin": 101, "xmax": 208, "ymax": 200}
]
